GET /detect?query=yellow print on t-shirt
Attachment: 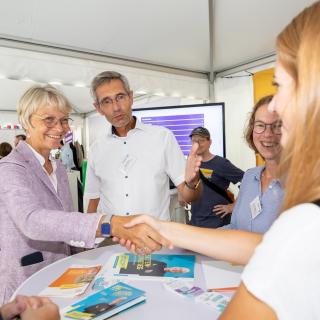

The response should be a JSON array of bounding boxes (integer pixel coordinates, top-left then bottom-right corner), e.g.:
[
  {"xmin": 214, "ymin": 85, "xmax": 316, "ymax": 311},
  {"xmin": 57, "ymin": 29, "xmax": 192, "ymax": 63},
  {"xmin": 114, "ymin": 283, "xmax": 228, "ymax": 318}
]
[{"xmin": 200, "ymin": 168, "xmax": 214, "ymax": 179}]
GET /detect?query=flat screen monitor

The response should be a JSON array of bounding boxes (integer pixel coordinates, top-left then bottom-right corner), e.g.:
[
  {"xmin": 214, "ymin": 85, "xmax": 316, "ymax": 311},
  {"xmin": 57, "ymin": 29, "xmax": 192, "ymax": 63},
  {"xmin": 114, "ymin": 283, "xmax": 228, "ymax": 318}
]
[{"xmin": 133, "ymin": 103, "xmax": 226, "ymax": 157}]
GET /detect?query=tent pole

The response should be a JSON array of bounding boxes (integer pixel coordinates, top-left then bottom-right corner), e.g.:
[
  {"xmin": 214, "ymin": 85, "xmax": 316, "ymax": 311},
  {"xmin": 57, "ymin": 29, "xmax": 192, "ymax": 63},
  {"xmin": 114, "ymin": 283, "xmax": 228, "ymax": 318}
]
[{"xmin": 208, "ymin": 0, "xmax": 216, "ymax": 102}]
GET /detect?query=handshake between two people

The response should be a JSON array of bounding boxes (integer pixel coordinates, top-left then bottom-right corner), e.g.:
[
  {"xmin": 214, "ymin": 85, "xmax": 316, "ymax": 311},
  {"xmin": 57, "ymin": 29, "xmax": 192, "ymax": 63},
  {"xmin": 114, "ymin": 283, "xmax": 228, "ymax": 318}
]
[{"xmin": 110, "ymin": 214, "xmax": 171, "ymax": 255}]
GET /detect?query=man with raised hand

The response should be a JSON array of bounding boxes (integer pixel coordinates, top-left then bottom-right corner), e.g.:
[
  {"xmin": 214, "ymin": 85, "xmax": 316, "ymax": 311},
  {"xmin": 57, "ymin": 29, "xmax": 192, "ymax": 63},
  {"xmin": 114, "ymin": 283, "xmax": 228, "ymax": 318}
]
[{"xmin": 188, "ymin": 127, "xmax": 243, "ymax": 228}]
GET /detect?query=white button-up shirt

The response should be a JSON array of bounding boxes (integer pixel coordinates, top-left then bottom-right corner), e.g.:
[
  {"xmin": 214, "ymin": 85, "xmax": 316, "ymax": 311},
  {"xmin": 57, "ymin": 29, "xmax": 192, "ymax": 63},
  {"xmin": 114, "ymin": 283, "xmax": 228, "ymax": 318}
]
[{"xmin": 85, "ymin": 120, "xmax": 185, "ymax": 221}]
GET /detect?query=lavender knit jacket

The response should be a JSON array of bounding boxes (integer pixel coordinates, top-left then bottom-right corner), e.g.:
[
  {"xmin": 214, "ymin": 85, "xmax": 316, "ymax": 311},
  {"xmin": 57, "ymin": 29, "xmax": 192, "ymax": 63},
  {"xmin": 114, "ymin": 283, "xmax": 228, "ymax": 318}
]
[{"xmin": 0, "ymin": 141, "xmax": 101, "ymax": 304}]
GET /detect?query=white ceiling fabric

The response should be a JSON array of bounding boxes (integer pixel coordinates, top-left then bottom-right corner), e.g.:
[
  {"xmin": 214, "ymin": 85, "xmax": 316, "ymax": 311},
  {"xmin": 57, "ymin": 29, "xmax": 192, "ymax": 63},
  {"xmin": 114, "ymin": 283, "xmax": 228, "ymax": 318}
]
[
  {"xmin": 0, "ymin": 46, "xmax": 209, "ymax": 112},
  {"xmin": 0, "ymin": 0, "xmax": 316, "ymax": 113}
]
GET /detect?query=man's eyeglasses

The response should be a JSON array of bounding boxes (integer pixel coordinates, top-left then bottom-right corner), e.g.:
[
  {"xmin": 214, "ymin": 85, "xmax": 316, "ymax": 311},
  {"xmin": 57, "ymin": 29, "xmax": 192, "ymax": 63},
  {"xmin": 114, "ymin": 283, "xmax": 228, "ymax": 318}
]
[
  {"xmin": 33, "ymin": 114, "xmax": 73, "ymax": 128},
  {"xmin": 253, "ymin": 121, "xmax": 282, "ymax": 135},
  {"xmin": 98, "ymin": 93, "xmax": 129, "ymax": 108}
]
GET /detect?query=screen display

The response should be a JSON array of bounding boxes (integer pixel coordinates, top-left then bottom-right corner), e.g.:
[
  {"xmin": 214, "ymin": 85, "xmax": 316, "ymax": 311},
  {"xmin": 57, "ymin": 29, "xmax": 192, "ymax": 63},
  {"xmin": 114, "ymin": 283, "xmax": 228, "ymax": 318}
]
[{"xmin": 133, "ymin": 103, "xmax": 225, "ymax": 157}]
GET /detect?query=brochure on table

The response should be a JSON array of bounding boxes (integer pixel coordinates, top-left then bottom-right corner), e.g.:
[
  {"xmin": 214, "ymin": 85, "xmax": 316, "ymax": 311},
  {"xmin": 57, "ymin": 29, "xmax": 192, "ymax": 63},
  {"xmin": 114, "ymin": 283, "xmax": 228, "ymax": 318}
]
[
  {"xmin": 61, "ymin": 282, "xmax": 146, "ymax": 320},
  {"xmin": 40, "ymin": 265, "xmax": 101, "ymax": 298},
  {"xmin": 103, "ymin": 253, "xmax": 195, "ymax": 281}
]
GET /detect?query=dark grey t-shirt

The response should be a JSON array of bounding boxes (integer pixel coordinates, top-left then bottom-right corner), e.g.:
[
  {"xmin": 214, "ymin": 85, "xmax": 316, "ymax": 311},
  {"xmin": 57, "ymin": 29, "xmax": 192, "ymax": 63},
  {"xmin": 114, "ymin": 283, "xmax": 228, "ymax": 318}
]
[{"xmin": 190, "ymin": 156, "xmax": 244, "ymax": 228}]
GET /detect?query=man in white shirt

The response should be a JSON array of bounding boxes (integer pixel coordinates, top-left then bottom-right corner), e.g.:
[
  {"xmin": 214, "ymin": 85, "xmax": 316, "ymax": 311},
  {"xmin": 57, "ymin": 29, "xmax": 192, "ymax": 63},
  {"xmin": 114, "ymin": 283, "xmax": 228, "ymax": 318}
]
[{"xmin": 85, "ymin": 71, "xmax": 201, "ymax": 249}]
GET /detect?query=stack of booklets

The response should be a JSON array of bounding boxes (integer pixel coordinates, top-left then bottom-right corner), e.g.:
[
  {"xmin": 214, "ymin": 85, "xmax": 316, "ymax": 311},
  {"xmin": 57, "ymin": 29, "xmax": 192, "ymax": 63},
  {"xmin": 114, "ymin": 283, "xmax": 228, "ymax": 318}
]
[
  {"xmin": 101, "ymin": 253, "xmax": 195, "ymax": 281},
  {"xmin": 60, "ymin": 282, "xmax": 146, "ymax": 320},
  {"xmin": 39, "ymin": 265, "xmax": 101, "ymax": 298}
]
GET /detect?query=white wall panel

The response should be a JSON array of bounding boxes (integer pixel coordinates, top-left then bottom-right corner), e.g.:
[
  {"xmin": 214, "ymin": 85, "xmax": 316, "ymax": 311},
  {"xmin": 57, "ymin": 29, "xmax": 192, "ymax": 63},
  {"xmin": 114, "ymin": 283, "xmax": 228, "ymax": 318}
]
[{"xmin": 214, "ymin": 76, "xmax": 255, "ymax": 171}]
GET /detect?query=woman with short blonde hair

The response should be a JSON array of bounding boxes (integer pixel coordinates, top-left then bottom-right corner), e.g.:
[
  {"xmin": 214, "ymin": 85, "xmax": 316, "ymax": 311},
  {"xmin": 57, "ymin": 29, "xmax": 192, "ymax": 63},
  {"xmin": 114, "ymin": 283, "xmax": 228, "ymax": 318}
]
[{"xmin": 0, "ymin": 84, "xmax": 104, "ymax": 305}]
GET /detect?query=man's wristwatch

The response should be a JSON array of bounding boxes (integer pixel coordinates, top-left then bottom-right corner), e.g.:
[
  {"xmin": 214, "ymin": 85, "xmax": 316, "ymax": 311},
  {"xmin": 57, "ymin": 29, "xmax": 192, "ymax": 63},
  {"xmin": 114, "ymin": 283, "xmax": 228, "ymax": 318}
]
[
  {"xmin": 184, "ymin": 178, "xmax": 201, "ymax": 190},
  {"xmin": 101, "ymin": 215, "xmax": 112, "ymax": 237}
]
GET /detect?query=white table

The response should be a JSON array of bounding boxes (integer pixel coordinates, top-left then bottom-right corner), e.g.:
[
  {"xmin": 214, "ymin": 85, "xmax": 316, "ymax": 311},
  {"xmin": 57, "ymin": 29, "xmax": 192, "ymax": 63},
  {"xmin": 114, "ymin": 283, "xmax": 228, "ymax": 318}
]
[{"xmin": 13, "ymin": 245, "xmax": 227, "ymax": 319}]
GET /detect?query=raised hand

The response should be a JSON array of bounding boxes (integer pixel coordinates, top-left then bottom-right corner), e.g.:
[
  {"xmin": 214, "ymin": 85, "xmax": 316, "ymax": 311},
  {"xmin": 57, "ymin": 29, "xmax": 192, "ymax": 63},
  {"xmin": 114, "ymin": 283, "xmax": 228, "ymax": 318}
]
[{"xmin": 185, "ymin": 142, "xmax": 202, "ymax": 184}]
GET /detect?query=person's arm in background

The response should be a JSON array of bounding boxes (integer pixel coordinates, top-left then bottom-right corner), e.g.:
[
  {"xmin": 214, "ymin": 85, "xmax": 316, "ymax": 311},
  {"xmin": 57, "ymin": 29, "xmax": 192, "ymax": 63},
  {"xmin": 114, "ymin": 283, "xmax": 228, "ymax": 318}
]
[
  {"xmin": 124, "ymin": 215, "xmax": 262, "ymax": 265},
  {"xmin": 0, "ymin": 296, "xmax": 59, "ymax": 320}
]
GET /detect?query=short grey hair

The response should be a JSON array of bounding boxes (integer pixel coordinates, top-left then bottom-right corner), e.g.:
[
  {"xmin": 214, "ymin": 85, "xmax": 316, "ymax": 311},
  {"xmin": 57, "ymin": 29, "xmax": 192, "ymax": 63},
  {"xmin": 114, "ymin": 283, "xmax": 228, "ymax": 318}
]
[
  {"xmin": 17, "ymin": 84, "xmax": 73, "ymax": 131},
  {"xmin": 90, "ymin": 71, "xmax": 131, "ymax": 102}
]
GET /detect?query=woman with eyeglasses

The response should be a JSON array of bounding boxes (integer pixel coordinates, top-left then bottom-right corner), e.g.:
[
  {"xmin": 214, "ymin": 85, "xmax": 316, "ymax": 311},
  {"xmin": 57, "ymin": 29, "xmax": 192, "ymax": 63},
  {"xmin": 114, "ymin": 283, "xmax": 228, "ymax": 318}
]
[
  {"xmin": 123, "ymin": 1, "xmax": 320, "ymax": 318},
  {"xmin": 220, "ymin": 95, "xmax": 283, "ymax": 233},
  {"xmin": 0, "ymin": 85, "xmax": 102, "ymax": 304},
  {"xmin": 0, "ymin": 84, "xmax": 171, "ymax": 305}
]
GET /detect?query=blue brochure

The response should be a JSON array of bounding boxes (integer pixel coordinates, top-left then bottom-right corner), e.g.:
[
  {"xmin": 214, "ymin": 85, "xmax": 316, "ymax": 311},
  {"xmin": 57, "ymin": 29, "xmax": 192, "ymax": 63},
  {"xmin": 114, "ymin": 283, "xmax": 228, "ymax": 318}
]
[
  {"xmin": 105, "ymin": 253, "xmax": 195, "ymax": 281},
  {"xmin": 61, "ymin": 282, "xmax": 145, "ymax": 320}
]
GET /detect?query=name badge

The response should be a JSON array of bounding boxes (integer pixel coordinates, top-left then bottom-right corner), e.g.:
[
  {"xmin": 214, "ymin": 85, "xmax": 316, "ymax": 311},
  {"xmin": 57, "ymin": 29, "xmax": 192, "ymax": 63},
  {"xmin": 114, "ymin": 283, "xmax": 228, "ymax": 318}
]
[
  {"xmin": 119, "ymin": 154, "xmax": 136, "ymax": 174},
  {"xmin": 250, "ymin": 196, "xmax": 262, "ymax": 219}
]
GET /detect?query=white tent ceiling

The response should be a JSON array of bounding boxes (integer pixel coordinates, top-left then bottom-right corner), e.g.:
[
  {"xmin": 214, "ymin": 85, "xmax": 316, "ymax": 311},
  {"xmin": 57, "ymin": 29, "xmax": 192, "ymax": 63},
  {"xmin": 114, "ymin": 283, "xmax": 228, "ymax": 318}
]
[{"xmin": 0, "ymin": 0, "xmax": 316, "ymax": 113}]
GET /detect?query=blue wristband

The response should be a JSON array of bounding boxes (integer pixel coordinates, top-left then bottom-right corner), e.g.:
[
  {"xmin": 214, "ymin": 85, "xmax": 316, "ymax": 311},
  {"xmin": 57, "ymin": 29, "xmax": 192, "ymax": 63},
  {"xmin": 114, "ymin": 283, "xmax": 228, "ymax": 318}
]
[{"xmin": 101, "ymin": 222, "xmax": 111, "ymax": 237}]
